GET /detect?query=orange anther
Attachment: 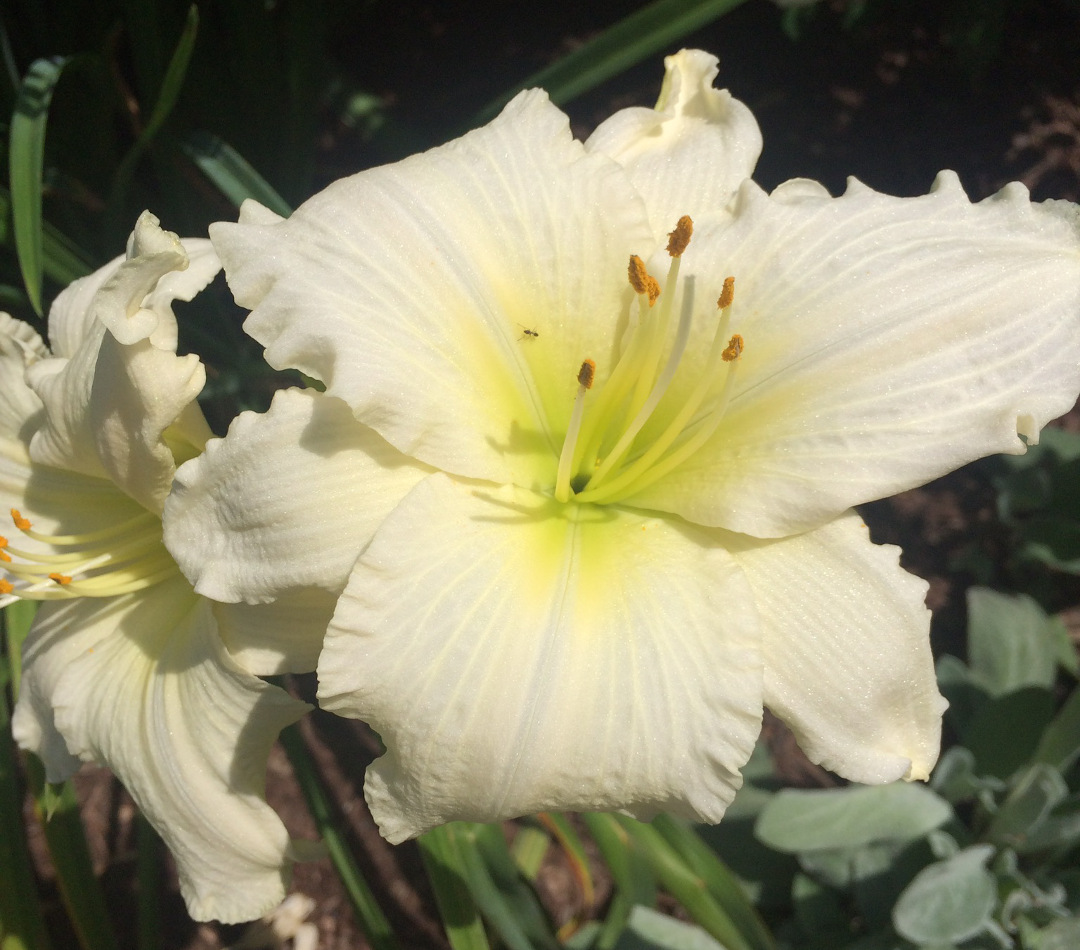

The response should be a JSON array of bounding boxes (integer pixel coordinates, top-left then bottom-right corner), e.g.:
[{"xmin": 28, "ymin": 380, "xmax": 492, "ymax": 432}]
[
  {"xmin": 717, "ymin": 276, "xmax": 735, "ymax": 311},
  {"xmin": 0, "ymin": 579, "xmax": 12, "ymax": 594},
  {"xmin": 628, "ymin": 256, "xmax": 661, "ymax": 306},
  {"xmin": 11, "ymin": 509, "xmax": 30, "ymax": 531},
  {"xmin": 577, "ymin": 359, "xmax": 596, "ymax": 390},
  {"xmin": 666, "ymin": 216, "xmax": 693, "ymax": 257},
  {"xmin": 49, "ymin": 572, "xmax": 72, "ymax": 585},
  {"xmin": 722, "ymin": 334, "xmax": 744, "ymax": 362}
]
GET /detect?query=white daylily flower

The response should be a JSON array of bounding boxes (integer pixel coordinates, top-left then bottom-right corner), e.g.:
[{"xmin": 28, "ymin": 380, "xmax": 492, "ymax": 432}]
[
  {"xmin": 2, "ymin": 212, "xmax": 323, "ymax": 923},
  {"xmin": 165, "ymin": 50, "xmax": 1080, "ymax": 843}
]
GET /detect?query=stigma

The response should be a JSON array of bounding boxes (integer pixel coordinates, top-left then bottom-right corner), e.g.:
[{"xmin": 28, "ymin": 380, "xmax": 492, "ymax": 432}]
[
  {"xmin": 0, "ymin": 506, "xmax": 177, "ymax": 608},
  {"xmin": 553, "ymin": 215, "xmax": 743, "ymax": 506}
]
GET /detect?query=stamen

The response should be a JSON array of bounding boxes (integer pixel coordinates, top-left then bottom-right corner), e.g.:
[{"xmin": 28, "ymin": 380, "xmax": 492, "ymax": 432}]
[
  {"xmin": 722, "ymin": 334, "xmax": 743, "ymax": 362},
  {"xmin": 582, "ymin": 276, "xmax": 697, "ymax": 492},
  {"xmin": 717, "ymin": 276, "xmax": 735, "ymax": 311},
  {"xmin": 555, "ymin": 360, "xmax": 597, "ymax": 503},
  {"xmin": 627, "ymin": 256, "xmax": 660, "ymax": 306},
  {"xmin": 0, "ymin": 506, "xmax": 175, "ymax": 603},
  {"xmin": 666, "ymin": 216, "xmax": 693, "ymax": 257}
]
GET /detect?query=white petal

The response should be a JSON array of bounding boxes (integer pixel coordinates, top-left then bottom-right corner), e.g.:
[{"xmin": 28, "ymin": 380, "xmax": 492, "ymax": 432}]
[
  {"xmin": 25, "ymin": 323, "xmax": 111, "ymax": 482},
  {"xmin": 164, "ymin": 387, "xmax": 430, "ymax": 604},
  {"xmin": 13, "ymin": 575, "xmax": 309, "ymax": 923},
  {"xmin": 627, "ymin": 176, "xmax": 1080, "ymax": 536},
  {"xmin": 211, "ymin": 91, "xmax": 653, "ymax": 485},
  {"xmin": 0, "ymin": 314, "xmax": 47, "ymax": 505},
  {"xmin": 88, "ymin": 329, "xmax": 206, "ymax": 513},
  {"xmin": 728, "ymin": 513, "xmax": 945, "ymax": 783},
  {"xmin": 585, "ymin": 49, "xmax": 761, "ymax": 241},
  {"xmin": 318, "ymin": 473, "xmax": 762, "ymax": 842},
  {"xmin": 27, "ymin": 216, "xmax": 217, "ymax": 511},
  {"xmin": 214, "ymin": 589, "xmax": 338, "ymax": 675}
]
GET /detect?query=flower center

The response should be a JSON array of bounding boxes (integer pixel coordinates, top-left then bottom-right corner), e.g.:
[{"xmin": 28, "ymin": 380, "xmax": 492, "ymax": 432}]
[
  {"xmin": 553, "ymin": 215, "xmax": 742, "ymax": 506},
  {"xmin": 0, "ymin": 506, "xmax": 176, "ymax": 607}
]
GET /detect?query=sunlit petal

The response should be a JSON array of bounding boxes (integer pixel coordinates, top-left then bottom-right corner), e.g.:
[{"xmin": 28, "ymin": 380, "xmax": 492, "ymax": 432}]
[
  {"xmin": 586, "ymin": 49, "xmax": 761, "ymax": 239},
  {"xmin": 13, "ymin": 575, "xmax": 309, "ymax": 923},
  {"xmin": 211, "ymin": 91, "xmax": 653, "ymax": 486},
  {"xmin": 319, "ymin": 473, "xmax": 762, "ymax": 842},
  {"xmin": 627, "ymin": 176, "xmax": 1080, "ymax": 536},
  {"xmin": 729, "ymin": 513, "xmax": 946, "ymax": 783}
]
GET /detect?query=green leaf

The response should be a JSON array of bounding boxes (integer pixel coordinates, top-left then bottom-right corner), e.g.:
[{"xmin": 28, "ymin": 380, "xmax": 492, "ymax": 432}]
[
  {"xmin": 930, "ymin": 746, "xmax": 1005, "ymax": 805},
  {"xmin": 891, "ymin": 845, "xmax": 997, "ymax": 945},
  {"xmin": 278, "ymin": 725, "xmax": 399, "ymax": 950},
  {"xmin": 964, "ymin": 686, "xmax": 1056, "ymax": 780},
  {"xmin": 1015, "ymin": 792, "xmax": 1080, "ymax": 855},
  {"xmin": 613, "ymin": 817, "xmax": 758, "ymax": 950},
  {"xmin": 966, "ymin": 588, "xmax": 1061, "ymax": 696},
  {"xmin": 612, "ymin": 905, "xmax": 727, "ymax": 950},
  {"xmin": 466, "ymin": 822, "xmax": 560, "ymax": 950},
  {"xmin": 418, "ymin": 824, "xmax": 491, "ymax": 950},
  {"xmin": 1034, "ymin": 685, "xmax": 1080, "ymax": 773},
  {"xmin": 651, "ymin": 815, "xmax": 774, "ymax": 950},
  {"xmin": 583, "ymin": 812, "xmax": 657, "ymax": 909},
  {"xmin": 9, "ymin": 56, "xmax": 70, "ymax": 315},
  {"xmin": 1, "ymin": 609, "xmax": 52, "ymax": 950},
  {"xmin": 755, "ymin": 783, "xmax": 953, "ymax": 853},
  {"xmin": 182, "ymin": 131, "xmax": 292, "ymax": 217},
  {"xmin": 26, "ymin": 755, "xmax": 120, "ymax": 950},
  {"xmin": 1028, "ymin": 916, "xmax": 1080, "ymax": 950},
  {"xmin": 510, "ymin": 825, "xmax": 549, "ymax": 880},
  {"xmin": 470, "ymin": 0, "xmax": 752, "ymax": 125},
  {"xmin": 111, "ymin": 6, "xmax": 199, "ymax": 205},
  {"xmin": 0, "ymin": 184, "xmax": 93, "ymax": 287},
  {"xmin": 988, "ymin": 763, "xmax": 1068, "ymax": 847},
  {"xmin": 790, "ymin": 872, "xmax": 848, "ymax": 943}
]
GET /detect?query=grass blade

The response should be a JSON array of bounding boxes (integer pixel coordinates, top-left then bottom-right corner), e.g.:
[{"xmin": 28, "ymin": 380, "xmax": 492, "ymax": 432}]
[
  {"xmin": 26, "ymin": 757, "xmax": 120, "ymax": 950},
  {"xmin": 1, "ymin": 606, "xmax": 52, "ymax": 950},
  {"xmin": 471, "ymin": 0, "xmax": 752, "ymax": 126},
  {"xmin": 135, "ymin": 814, "xmax": 161, "ymax": 950},
  {"xmin": 111, "ymin": 5, "xmax": 199, "ymax": 205},
  {"xmin": 8, "ymin": 56, "xmax": 69, "ymax": 315},
  {"xmin": 278, "ymin": 723, "xmax": 399, "ymax": 950},
  {"xmin": 614, "ymin": 815, "xmax": 754, "ymax": 950},
  {"xmin": 537, "ymin": 812, "xmax": 596, "ymax": 911},
  {"xmin": 652, "ymin": 814, "xmax": 775, "ymax": 950},
  {"xmin": 0, "ymin": 184, "xmax": 93, "ymax": 288},
  {"xmin": 418, "ymin": 824, "xmax": 492, "ymax": 950},
  {"xmin": 182, "ymin": 132, "xmax": 292, "ymax": 217}
]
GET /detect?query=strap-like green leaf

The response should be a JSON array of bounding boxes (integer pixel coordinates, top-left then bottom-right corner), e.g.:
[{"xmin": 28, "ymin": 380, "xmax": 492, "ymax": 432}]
[
  {"xmin": 614, "ymin": 816, "xmax": 754, "ymax": 950},
  {"xmin": 111, "ymin": 5, "xmax": 200, "ymax": 205},
  {"xmin": 278, "ymin": 723, "xmax": 400, "ymax": 950},
  {"xmin": 182, "ymin": 131, "xmax": 292, "ymax": 217},
  {"xmin": 1, "ymin": 606, "xmax": 52, "ymax": 950},
  {"xmin": 9, "ymin": 56, "xmax": 70, "ymax": 315},
  {"xmin": 418, "ymin": 824, "xmax": 492, "ymax": 950},
  {"xmin": 471, "ymin": 0, "xmax": 751, "ymax": 126},
  {"xmin": 0, "ymin": 184, "xmax": 93, "ymax": 289}
]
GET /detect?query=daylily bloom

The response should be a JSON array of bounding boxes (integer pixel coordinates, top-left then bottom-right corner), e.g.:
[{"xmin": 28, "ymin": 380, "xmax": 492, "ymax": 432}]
[
  {"xmin": 165, "ymin": 50, "xmax": 1080, "ymax": 843},
  {"xmin": 2, "ymin": 213, "xmax": 326, "ymax": 922}
]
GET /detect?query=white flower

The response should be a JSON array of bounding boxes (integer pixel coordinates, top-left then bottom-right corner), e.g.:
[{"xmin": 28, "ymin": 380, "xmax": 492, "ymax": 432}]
[
  {"xmin": 165, "ymin": 50, "xmax": 1080, "ymax": 843},
  {"xmin": 2, "ymin": 212, "xmax": 325, "ymax": 922}
]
